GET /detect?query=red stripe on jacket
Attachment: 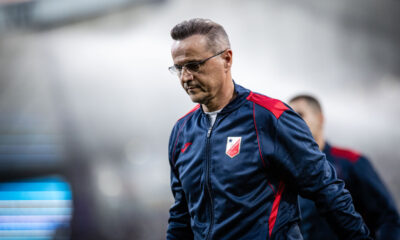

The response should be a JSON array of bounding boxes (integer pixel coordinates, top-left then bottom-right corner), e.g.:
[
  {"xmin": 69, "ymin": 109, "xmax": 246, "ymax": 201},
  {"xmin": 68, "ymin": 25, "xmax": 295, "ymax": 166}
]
[
  {"xmin": 330, "ymin": 146, "xmax": 361, "ymax": 163},
  {"xmin": 269, "ymin": 181, "xmax": 285, "ymax": 237}
]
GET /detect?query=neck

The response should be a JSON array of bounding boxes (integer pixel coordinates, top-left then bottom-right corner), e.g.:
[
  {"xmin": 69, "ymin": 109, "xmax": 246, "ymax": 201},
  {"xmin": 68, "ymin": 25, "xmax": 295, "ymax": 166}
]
[
  {"xmin": 202, "ymin": 78, "xmax": 235, "ymax": 112},
  {"xmin": 315, "ymin": 134, "xmax": 325, "ymax": 151}
]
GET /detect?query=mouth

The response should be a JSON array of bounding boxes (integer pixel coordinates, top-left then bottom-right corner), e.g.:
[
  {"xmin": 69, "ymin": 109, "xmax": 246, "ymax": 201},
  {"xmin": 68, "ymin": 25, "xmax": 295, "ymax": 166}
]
[
  {"xmin": 185, "ymin": 85, "xmax": 200, "ymax": 93},
  {"xmin": 187, "ymin": 88, "xmax": 199, "ymax": 95},
  {"xmin": 183, "ymin": 81, "xmax": 202, "ymax": 94}
]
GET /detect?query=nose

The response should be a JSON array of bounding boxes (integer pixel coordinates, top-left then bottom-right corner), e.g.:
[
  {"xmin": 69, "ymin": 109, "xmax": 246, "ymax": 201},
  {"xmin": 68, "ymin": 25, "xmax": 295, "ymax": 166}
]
[{"xmin": 180, "ymin": 67, "xmax": 194, "ymax": 83}]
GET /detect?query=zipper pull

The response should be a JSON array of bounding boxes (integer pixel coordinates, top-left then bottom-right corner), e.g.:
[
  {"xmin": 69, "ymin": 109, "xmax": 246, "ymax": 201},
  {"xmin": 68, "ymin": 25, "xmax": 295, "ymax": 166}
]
[{"xmin": 207, "ymin": 128, "xmax": 212, "ymax": 138}]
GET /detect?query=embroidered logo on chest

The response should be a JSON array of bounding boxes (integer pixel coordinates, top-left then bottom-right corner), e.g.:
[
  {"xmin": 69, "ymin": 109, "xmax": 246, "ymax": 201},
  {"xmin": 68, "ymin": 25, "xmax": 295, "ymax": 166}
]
[
  {"xmin": 181, "ymin": 142, "xmax": 192, "ymax": 153},
  {"xmin": 226, "ymin": 137, "xmax": 241, "ymax": 158}
]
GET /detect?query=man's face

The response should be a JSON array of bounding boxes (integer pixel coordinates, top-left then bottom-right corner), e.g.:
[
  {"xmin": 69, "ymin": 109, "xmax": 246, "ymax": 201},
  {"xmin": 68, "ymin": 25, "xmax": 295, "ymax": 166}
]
[
  {"xmin": 289, "ymin": 99, "xmax": 323, "ymax": 138},
  {"xmin": 171, "ymin": 34, "xmax": 229, "ymax": 105}
]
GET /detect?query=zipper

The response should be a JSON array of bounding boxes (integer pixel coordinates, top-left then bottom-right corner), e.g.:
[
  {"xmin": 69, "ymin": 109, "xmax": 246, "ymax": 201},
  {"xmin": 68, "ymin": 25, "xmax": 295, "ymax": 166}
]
[
  {"xmin": 207, "ymin": 127, "xmax": 212, "ymax": 138},
  {"xmin": 204, "ymin": 114, "xmax": 219, "ymax": 240}
]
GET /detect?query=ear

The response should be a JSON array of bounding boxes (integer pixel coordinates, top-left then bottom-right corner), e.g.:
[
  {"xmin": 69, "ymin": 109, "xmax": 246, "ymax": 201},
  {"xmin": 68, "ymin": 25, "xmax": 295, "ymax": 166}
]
[{"xmin": 223, "ymin": 49, "xmax": 233, "ymax": 70}]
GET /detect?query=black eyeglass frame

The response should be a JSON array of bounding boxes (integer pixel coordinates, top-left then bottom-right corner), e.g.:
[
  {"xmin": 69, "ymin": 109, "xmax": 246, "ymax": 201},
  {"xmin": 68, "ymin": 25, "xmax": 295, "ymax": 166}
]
[{"xmin": 168, "ymin": 49, "xmax": 228, "ymax": 76}]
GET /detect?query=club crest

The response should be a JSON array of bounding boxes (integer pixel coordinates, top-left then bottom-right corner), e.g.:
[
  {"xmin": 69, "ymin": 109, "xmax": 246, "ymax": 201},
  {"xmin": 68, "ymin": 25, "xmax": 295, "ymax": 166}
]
[{"xmin": 226, "ymin": 137, "xmax": 241, "ymax": 158}]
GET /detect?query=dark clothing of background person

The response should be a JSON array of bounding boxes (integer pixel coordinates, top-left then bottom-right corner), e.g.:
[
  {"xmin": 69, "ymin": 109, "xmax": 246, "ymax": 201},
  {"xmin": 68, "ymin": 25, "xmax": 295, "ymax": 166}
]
[{"xmin": 299, "ymin": 142, "xmax": 400, "ymax": 240}]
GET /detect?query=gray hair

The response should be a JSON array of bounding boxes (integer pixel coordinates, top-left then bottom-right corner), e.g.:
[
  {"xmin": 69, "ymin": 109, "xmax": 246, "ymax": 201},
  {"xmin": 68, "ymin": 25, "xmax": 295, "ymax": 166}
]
[{"xmin": 170, "ymin": 18, "xmax": 231, "ymax": 52}]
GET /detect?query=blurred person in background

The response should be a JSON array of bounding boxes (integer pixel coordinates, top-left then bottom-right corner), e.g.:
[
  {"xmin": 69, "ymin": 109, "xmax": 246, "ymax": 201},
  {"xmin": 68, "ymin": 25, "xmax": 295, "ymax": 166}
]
[
  {"xmin": 166, "ymin": 18, "xmax": 371, "ymax": 239},
  {"xmin": 289, "ymin": 94, "xmax": 400, "ymax": 240}
]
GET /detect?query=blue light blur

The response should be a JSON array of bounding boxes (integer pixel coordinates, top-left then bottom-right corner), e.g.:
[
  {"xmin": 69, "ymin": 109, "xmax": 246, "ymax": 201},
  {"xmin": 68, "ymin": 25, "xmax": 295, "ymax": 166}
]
[{"xmin": 0, "ymin": 176, "xmax": 72, "ymax": 239}]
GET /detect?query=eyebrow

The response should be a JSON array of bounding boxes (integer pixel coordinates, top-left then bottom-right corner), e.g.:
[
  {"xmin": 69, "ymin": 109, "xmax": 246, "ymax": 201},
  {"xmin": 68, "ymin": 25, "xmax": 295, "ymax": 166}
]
[{"xmin": 175, "ymin": 58, "xmax": 203, "ymax": 66}]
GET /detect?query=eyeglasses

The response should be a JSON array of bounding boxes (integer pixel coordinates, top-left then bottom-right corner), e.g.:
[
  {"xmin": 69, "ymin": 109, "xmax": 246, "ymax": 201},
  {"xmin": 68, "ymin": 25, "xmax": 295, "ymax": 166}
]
[{"xmin": 168, "ymin": 49, "xmax": 227, "ymax": 77}]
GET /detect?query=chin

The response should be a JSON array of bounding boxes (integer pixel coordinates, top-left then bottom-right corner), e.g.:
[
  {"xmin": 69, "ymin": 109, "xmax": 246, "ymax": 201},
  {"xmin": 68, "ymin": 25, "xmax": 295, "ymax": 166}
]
[
  {"xmin": 189, "ymin": 96, "xmax": 202, "ymax": 104},
  {"xmin": 188, "ymin": 94, "xmax": 206, "ymax": 104}
]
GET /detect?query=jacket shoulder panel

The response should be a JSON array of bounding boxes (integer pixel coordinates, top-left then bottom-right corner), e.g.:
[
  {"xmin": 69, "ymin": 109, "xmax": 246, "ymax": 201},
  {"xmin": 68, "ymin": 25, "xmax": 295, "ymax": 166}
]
[
  {"xmin": 330, "ymin": 146, "xmax": 361, "ymax": 164},
  {"xmin": 178, "ymin": 104, "xmax": 201, "ymax": 121},
  {"xmin": 246, "ymin": 92, "xmax": 288, "ymax": 119}
]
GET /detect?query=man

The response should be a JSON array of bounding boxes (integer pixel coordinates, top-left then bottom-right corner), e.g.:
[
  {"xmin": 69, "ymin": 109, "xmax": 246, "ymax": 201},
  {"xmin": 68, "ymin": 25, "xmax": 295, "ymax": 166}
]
[
  {"xmin": 289, "ymin": 95, "xmax": 400, "ymax": 240},
  {"xmin": 167, "ymin": 18, "xmax": 370, "ymax": 239}
]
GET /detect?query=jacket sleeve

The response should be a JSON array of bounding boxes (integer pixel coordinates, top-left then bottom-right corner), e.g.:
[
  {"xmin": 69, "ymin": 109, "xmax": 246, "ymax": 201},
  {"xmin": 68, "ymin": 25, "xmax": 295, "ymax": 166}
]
[
  {"xmin": 350, "ymin": 157, "xmax": 400, "ymax": 240},
  {"xmin": 166, "ymin": 125, "xmax": 194, "ymax": 240},
  {"xmin": 272, "ymin": 109, "xmax": 371, "ymax": 240}
]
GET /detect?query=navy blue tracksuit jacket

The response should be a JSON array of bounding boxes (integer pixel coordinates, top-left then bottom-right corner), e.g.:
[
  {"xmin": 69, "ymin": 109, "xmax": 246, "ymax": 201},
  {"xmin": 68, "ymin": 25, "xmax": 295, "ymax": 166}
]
[
  {"xmin": 299, "ymin": 143, "xmax": 400, "ymax": 240},
  {"xmin": 167, "ymin": 83, "xmax": 370, "ymax": 239}
]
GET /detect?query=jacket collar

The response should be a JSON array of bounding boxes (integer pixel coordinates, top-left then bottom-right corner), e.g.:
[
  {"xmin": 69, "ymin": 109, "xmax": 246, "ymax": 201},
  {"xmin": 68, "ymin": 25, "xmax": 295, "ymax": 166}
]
[{"xmin": 322, "ymin": 142, "xmax": 330, "ymax": 155}]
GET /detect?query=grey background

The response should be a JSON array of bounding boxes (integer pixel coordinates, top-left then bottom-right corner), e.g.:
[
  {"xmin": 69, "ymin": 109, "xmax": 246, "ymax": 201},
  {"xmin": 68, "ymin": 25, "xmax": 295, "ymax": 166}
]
[{"xmin": 0, "ymin": 0, "xmax": 399, "ymax": 238}]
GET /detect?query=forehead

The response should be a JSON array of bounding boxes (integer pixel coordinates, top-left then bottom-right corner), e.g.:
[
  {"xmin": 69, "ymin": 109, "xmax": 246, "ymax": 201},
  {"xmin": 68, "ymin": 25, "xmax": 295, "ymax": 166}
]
[{"xmin": 171, "ymin": 34, "xmax": 211, "ymax": 63}]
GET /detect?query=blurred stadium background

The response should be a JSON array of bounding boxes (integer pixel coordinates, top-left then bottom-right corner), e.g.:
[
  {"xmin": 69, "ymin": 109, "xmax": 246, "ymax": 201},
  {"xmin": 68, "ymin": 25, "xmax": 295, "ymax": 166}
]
[{"xmin": 0, "ymin": 0, "xmax": 399, "ymax": 239}]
